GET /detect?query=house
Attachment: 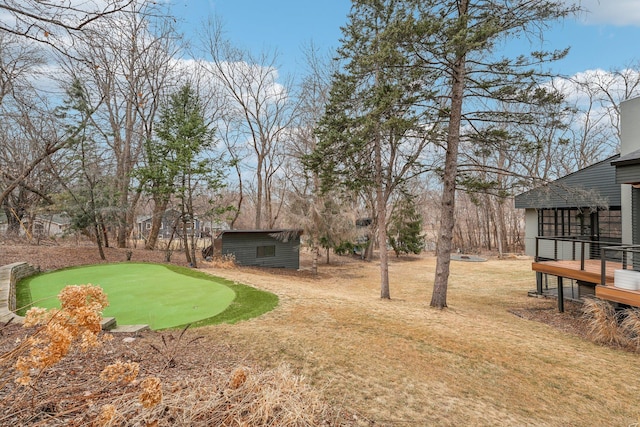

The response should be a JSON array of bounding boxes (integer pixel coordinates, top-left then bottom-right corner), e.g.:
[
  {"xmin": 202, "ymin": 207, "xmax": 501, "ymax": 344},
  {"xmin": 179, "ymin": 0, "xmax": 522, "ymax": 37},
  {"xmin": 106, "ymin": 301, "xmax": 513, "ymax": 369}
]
[
  {"xmin": 216, "ymin": 229, "xmax": 303, "ymax": 269},
  {"xmin": 31, "ymin": 213, "xmax": 72, "ymax": 237},
  {"xmin": 136, "ymin": 209, "xmax": 226, "ymax": 241},
  {"xmin": 515, "ymin": 96, "xmax": 640, "ymax": 310},
  {"xmin": 515, "ymin": 155, "xmax": 622, "ymax": 258}
]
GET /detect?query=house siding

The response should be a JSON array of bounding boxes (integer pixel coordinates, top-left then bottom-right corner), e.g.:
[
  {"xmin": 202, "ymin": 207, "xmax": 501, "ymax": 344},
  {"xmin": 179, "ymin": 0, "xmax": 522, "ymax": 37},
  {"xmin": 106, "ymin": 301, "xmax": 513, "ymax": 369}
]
[
  {"xmin": 514, "ymin": 154, "xmax": 621, "ymax": 209},
  {"xmin": 221, "ymin": 231, "xmax": 301, "ymax": 269},
  {"xmin": 615, "ymin": 163, "xmax": 640, "ymax": 184}
]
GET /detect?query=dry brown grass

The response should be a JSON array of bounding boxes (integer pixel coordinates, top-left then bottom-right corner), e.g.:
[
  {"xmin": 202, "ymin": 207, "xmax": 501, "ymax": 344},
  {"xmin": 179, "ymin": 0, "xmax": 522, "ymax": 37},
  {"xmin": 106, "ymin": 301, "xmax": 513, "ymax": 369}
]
[
  {"xmin": 621, "ymin": 308, "xmax": 640, "ymax": 351},
  {"xmin": 92, "ymin": 363, "xmax": 333, "ymax": 426},
  {"xmin": 198, "ymin": 252, "xmax": 640, "ymax": 426},
  {"xmin": 582, "ymin": 297, "xmax": 628, "ymax": 347},
  {"xmin": 204, "ymin": 253, "xmax": 237, "ymax": 269}
]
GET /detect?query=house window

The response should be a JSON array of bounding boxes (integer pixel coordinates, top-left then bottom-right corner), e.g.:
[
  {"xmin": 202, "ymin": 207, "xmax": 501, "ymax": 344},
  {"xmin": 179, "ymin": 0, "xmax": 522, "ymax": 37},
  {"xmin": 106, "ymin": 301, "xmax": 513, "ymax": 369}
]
[
  {"xmin": 598, "ymin": 208, "xmax": 622, "ymax": 239},
  {"xmin": 146, "ymin": 223, "xmax": 151, "ymax": 230},
  {"xmin": 256, "ymin": 245, "xmax": 276, "ymax": 258},
  {"xmin": 538, "ymin": 207, "xmax": 621, "ymax": 241},
  {"xmin": 539, "ymin": 208, "xmax": 582, "ymax": 237}
]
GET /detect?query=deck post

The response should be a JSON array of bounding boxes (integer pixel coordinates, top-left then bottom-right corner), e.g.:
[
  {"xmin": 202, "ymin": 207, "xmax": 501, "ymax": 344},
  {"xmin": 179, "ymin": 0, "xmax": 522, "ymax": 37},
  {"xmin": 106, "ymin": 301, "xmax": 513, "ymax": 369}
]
[
  {"xmin": 601, "ymin": 248, "xmax": 606, "ymax": 287},
  {"xmin": 557, "ymin": 277, "xmax": 564, "ymax": 312}
]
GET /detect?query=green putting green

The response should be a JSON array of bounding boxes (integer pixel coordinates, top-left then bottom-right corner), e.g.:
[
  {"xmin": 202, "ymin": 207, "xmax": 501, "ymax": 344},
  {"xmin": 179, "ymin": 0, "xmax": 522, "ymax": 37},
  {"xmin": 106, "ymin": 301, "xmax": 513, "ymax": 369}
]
[{"xmin": 20, "ymin": 263, "xmax": 237, "ymax": 330}]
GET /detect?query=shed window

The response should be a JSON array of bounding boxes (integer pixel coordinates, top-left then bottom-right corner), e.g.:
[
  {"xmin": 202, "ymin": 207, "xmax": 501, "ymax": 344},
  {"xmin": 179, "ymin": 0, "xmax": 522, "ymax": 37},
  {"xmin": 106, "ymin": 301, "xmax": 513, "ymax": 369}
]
[{"xmin": 257, "ymin": 245, "xmax": 276, "ymax": 258}]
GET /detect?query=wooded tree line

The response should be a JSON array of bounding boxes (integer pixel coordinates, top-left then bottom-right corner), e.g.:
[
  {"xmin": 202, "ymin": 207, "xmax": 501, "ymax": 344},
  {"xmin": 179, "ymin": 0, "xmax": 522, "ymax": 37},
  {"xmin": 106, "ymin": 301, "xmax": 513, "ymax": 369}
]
[{"xmin": 0, "ymin": 1, "xmax": 637, "ymax": 305}]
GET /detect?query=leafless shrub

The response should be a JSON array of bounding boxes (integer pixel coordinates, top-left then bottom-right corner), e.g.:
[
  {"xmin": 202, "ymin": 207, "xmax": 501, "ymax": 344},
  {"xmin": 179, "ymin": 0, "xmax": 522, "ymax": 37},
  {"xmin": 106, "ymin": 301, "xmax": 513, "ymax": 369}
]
[
  {"xmin": 620, "ymin": 308, "xmax": 640, "ymax": 351},
  {"xmin": 149, "ymin": 324, "xmax": 203, "ymax": 370},
  {"xmin": 581, "ymin": 298, "xmax": 628, "ymax": 347},
  {"xmin": 208, "ymin": 253, "xmax": 236, "ymax": 269}
]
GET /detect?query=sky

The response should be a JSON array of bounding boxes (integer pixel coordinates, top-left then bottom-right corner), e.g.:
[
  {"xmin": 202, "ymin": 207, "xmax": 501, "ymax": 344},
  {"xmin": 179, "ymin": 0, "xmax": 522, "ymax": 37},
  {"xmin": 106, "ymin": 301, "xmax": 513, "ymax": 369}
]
[{"xmin": 168, "ymin": 0, "xmax": 640, "ymax": 80}]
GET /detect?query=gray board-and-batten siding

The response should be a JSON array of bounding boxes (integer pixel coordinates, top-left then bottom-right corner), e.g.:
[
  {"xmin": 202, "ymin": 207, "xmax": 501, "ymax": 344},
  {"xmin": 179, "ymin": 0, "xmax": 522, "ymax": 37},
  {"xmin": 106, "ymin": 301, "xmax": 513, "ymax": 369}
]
[
  {"xmin": 514, "ymin": 154, "xmax": 621, "ymax": 210},
  {"xmin": 220, "ymin": 230, "xmax": 302, "ymax": 269}
]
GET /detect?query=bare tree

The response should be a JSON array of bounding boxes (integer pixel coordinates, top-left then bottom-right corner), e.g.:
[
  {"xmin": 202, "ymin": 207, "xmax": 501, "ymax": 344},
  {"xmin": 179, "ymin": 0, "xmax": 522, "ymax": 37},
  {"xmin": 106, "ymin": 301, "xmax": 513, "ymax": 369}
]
[
  {"xmin": 0, "ymin": 34, "xmax": 84, "ymax": 227},
  {"xmin": 0, "ymin": 0, "xmax": 134, "ymax": 59},
  {"xmin": 199, "ymin": 20, "xmax": 297, "ymax": 229},
  {"xmin": 282, "ymin": 44, "xmax": 358, "ymax": 274},
  {"xmin": 57, "ymin": 2, "xmax": 180, "ymax": 248}
]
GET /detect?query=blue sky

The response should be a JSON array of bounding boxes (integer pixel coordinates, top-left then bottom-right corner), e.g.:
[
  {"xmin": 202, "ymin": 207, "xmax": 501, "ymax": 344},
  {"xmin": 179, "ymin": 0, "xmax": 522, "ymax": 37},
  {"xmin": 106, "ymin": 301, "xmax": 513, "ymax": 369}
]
[
  {"xmin": 169, "ymin": 0, "xmax": 640, "ymax": 80},
  {"xmin": 170, "ymin": 0, "xmax": 351, "ymax": 77}
]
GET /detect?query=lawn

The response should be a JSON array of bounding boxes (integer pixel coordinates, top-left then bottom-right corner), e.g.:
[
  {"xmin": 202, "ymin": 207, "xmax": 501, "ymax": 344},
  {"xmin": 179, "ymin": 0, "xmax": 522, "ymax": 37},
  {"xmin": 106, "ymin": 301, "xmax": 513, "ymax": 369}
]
[
  {"xmin": 196, "ymin": 254, "xmax": 640, "ymax": 426},
  {"xmin": 17, "ymin": 263, "xmax": 259, "ymax": 330}
]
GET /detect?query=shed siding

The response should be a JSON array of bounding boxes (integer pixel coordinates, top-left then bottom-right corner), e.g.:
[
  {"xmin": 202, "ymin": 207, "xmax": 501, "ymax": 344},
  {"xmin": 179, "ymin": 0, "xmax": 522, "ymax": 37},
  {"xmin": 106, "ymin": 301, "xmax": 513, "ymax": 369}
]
[
  {"xmin": 221, "ymin": 232, "xmax": 300, "ymax": 269},
  {"xmin": 514, "ymin": 155, "xmax": 621, "ymax": 209}
]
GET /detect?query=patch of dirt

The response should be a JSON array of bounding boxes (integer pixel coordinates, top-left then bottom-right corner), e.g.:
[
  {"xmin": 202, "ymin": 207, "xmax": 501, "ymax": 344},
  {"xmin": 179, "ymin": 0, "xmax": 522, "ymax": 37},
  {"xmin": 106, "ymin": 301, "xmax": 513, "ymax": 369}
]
[
  {"xmin": 0, "ymin": 240, "xmax": 190, "ymax": 271},
  {"xmin": 510, "ymin": 299, "xmax": 590, "ymax": 340}
]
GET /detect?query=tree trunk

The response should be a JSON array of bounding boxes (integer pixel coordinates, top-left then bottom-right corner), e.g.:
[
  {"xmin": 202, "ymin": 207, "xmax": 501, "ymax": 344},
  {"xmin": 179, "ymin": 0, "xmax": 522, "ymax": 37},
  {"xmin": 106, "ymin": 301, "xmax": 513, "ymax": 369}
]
[
  {"xmin": 93, "ymin": 220, "xmax": 106, "ymax": 260},
  {"xmin": 100, "ymin": 218, "xmax": 110, "ymax": 248},
  {"xmin": 255, "ymin": 154, "xmax": 264, "ymax": 229},
  {"xmin": 431, "ymin": 18, "xmax": 467, "ymax": 308},
  {"xmin": 146, "ymin": 197, "xmax": 168, "ymax": 250},
  {"xmin": 3, "ymin": 203, "xmax": 22, "ymax": 237},
  {"xmin": 190, "ymin": 232, "xmax": 198, "ymax": 268},
  {"xmin": 182, "ymin": 219, "xmax": 192, "ymax": 265},
  {"xmin": 312, "ymin": 246, "xmax": 319, "ymax": 276},
  {"xmin": 375, "ymin": 153, "xmax": 390, "ymax": 299}
]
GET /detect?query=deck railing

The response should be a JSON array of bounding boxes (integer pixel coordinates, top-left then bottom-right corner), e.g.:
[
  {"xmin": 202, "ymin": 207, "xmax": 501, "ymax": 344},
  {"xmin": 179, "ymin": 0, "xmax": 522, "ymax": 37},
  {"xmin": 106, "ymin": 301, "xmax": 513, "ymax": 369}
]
[
  {"xmin": 535, "ymin": 235, "xmax": 622, "ymax": 271},
  {"xmin": 599, "ymin": 245, "xmax": 640, "ymax": 287}
]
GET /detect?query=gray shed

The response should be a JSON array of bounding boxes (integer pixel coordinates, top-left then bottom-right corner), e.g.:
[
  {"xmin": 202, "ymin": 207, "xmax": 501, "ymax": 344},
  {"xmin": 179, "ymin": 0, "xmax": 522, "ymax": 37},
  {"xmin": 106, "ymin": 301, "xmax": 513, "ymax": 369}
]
[{"xmin": 218, "ymin": 229, "xmax": 303, "ymax": 269}]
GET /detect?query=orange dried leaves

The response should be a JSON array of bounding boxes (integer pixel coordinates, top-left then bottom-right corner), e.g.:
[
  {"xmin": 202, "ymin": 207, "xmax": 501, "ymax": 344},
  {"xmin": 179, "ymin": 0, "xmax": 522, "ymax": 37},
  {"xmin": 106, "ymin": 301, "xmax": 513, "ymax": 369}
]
[
  {"xmin": 15, "ymin": 284, "xmax": 109, "ymax": 385},
  {"xmin": 100, "ymin": 360, "xmax": 140, "ymax": 384},
  {"xmin": 139, "ymin": 377, "xmax": 162, "ymax": 408}
]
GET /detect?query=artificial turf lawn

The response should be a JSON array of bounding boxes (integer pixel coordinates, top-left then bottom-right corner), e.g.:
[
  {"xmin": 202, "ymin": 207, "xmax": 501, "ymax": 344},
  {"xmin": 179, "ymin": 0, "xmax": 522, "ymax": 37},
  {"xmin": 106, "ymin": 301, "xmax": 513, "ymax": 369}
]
[{"xmin": 19, "ymin": 263, "xmax": 238, "ymax": 330}]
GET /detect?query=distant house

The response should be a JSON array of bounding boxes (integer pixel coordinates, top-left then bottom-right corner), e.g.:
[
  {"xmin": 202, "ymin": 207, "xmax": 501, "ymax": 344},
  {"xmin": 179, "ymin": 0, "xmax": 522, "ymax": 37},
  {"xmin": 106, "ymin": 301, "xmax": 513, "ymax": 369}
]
[
  {"xmin": 31, "ymin": 213, "xmax": 72, "ymax": 237},
  {"xmin": 217, "ymin": 229, "xmax": 303, "ymax": 269},
  {"xmin": 136, "ymin": 209, "xmax": 227, "ymax": 241}
]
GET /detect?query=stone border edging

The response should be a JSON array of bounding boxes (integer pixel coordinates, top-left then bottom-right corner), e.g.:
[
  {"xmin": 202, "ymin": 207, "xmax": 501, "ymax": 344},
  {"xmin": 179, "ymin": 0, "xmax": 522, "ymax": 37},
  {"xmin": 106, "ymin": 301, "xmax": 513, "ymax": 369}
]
[{"xmin": 0, "ymin": 262, "xmax": 38, "ymax": 324}]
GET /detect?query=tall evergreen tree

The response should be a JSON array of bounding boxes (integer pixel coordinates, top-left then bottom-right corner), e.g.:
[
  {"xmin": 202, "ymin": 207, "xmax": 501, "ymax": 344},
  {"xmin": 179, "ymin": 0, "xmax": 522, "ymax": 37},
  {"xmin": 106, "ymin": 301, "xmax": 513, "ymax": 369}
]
[
  {"xmin": 53, "ymin": 79, "xmax": 111, "ymax": 259},
  {"xmin": 388, "ymin": 193, "xmax": 425, "ymax": 257},
  {"xmin": 399, "ymin": 0, "xmax": 578, "ymax": 308},
  {"xmin": 150, "ymin": 83, "xmax": 223, "ymax": 267},
  {"xmin": 308, "ymin": 0, "xmax": 431, "ymax": 299}
]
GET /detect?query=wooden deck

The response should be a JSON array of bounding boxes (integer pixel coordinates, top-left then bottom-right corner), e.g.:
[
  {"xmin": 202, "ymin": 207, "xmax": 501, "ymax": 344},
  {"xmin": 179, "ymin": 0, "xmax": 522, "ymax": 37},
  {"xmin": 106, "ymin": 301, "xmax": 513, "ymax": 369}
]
[
  {"xmin": 531, "ymin": 259, "xmax": 619, "ymax": 285},
  {"xmin": 532, "ymin": 259, "xmax": 640, "ymax": 308}
]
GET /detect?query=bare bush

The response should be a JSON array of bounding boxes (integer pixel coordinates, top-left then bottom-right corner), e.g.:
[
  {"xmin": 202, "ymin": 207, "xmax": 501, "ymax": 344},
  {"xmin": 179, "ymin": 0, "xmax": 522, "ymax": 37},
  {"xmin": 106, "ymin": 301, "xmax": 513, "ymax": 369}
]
[
  {"xmin": 620, "ymin": 308, "xmax": 640, "ymax": 351},
  {"xmin": 581, "ymin": 298, "xmax": 628, "ymax": 347}
]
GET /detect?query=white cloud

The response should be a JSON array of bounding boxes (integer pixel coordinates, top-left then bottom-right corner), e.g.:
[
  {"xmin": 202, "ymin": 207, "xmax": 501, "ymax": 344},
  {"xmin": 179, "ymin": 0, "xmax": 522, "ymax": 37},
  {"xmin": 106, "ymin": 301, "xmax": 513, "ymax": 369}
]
[{"xmin": 571, "ymin": 0, "xmax": 640, "ymax": 26}]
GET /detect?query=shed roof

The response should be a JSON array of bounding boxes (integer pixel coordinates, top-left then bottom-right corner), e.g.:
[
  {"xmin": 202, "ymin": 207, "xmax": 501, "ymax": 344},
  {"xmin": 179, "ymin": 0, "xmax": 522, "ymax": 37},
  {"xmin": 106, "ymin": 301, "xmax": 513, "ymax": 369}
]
[
  {"xmin": 514, "ymin": 154, "xmax": 621, "ymax": 209},
  {"xmin": 218, "ymin": 229, "xmax": 303, "ymax": 237}
]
